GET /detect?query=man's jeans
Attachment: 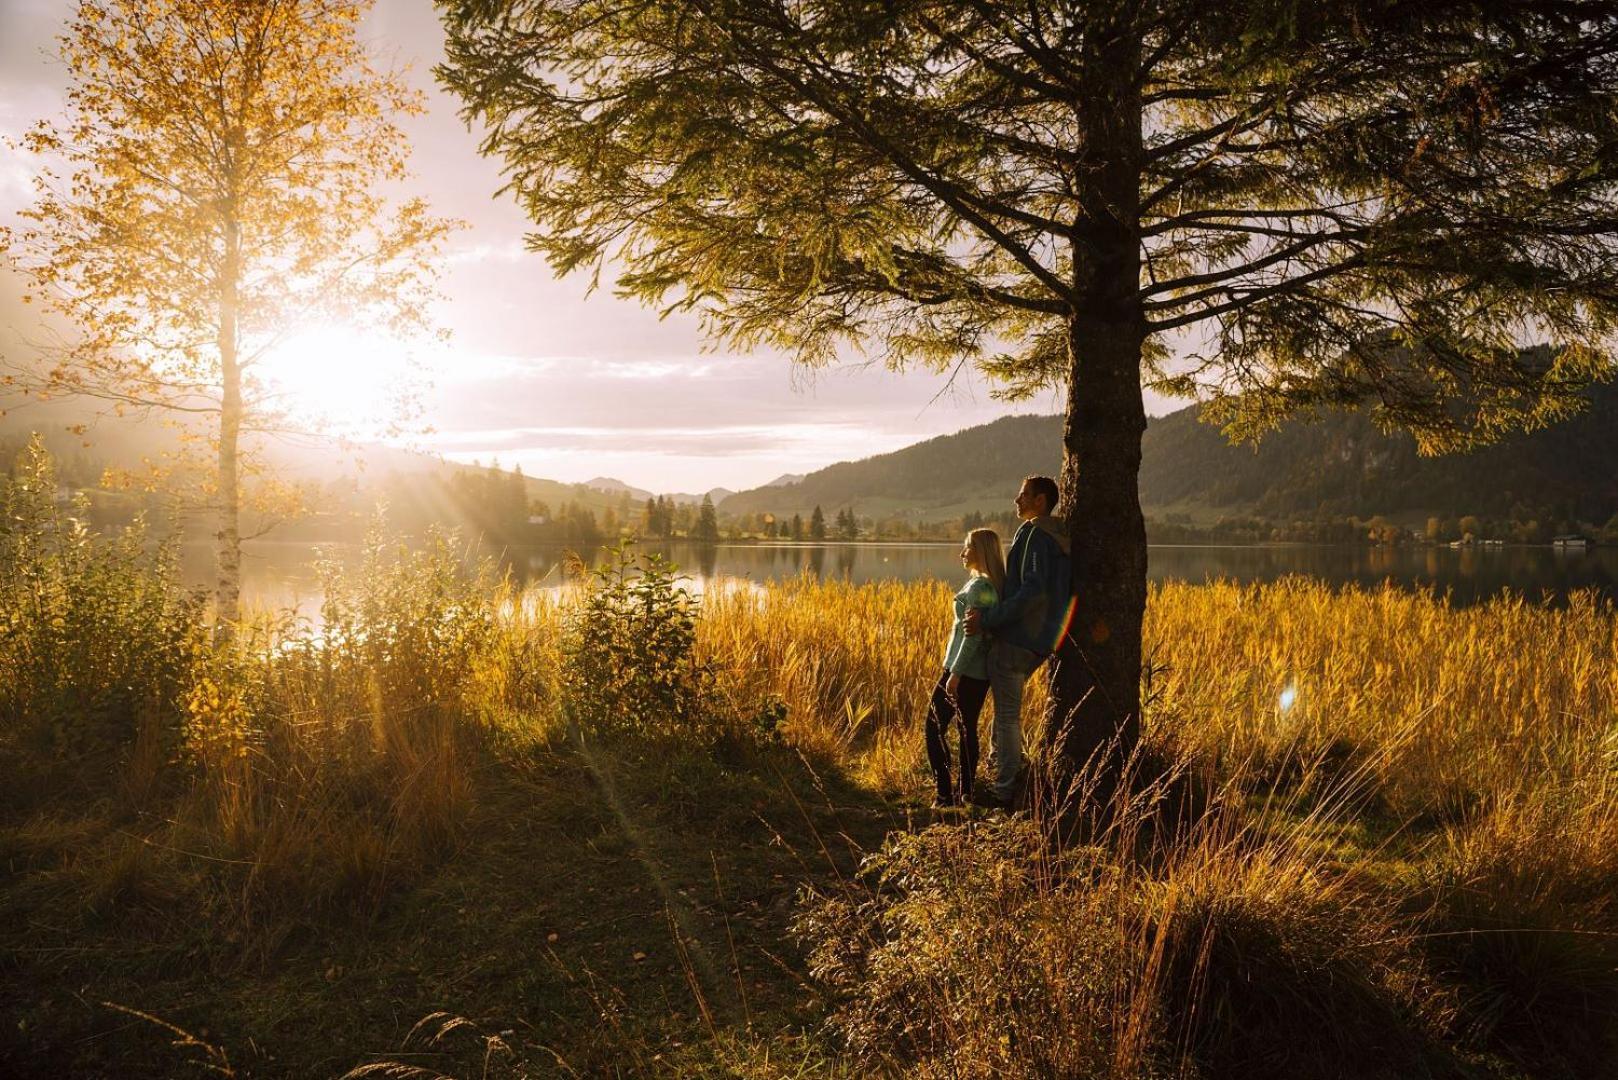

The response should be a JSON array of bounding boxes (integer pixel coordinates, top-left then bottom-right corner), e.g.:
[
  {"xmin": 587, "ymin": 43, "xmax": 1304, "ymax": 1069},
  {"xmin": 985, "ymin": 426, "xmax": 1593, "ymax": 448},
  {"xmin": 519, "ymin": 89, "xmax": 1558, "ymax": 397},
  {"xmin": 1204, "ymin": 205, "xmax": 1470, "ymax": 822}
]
[{"xmin": 987, "ymin": 639, "xmax": 1043, "ymax": 799}]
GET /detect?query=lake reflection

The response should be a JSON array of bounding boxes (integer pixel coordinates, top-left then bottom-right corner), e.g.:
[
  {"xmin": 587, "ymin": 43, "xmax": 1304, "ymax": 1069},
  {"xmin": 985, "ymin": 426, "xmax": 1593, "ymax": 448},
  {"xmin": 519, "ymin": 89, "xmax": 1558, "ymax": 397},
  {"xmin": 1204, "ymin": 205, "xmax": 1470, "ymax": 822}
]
[{"xmin": 197, "ymin": 539, "xmax": 1618, "ymax": 618}]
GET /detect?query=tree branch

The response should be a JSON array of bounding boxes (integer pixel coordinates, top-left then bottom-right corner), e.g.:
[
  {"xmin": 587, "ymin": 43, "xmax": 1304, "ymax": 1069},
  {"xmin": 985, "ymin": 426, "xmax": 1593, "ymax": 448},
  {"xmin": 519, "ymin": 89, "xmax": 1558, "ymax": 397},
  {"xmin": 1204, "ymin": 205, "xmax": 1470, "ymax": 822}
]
[
  {"xmin": 1146, "ymin": 258, "xmax": 1366, "ymax": 332},
  {"xmin": 1140, "ymin": 228, "xmax": 1368, "ymax": 303}
]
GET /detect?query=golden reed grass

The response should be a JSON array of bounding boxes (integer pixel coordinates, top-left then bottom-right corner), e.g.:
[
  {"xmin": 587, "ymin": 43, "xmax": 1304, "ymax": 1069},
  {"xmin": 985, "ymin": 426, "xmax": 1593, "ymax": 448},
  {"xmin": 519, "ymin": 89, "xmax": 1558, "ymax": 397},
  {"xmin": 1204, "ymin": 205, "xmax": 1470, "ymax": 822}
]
[
  {"xmin": 700, "ymin": 574, "xmax": 1618, "ymax": 817},
  {"xmin": 167, "ymin": 540, "xmax": 563, "ymax": 928}
]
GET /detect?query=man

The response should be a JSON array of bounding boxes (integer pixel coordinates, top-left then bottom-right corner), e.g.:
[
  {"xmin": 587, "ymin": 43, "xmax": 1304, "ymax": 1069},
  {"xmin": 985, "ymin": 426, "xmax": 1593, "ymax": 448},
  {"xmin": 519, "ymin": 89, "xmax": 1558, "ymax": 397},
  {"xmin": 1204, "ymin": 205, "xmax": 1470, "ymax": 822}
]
[{"xmin": 964, "ymin": 475, "xmax": 1071, "ymax": 809}]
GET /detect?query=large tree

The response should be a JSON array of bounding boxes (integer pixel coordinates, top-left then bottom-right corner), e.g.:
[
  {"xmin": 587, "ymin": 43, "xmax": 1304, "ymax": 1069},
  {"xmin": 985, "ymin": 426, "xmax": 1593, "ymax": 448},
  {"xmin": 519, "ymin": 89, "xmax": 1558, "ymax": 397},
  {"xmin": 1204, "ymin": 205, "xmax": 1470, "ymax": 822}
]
[
  {"xmin": 4, "ymin": 0, "xmax": 455, "ymax": 627},
  {"xmin": 437, "ymin": 0, "xmax": 1618, "ymax": 788}
]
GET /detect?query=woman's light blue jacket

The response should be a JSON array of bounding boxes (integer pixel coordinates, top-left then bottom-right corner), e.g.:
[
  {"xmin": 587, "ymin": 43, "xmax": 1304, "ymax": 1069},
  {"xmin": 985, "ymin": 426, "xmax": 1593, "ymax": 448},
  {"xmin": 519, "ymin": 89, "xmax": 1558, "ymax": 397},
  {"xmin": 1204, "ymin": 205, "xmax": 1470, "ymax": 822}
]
[{"xmin": 943, "ymin": 575, "xmax": 998, "ymax": 680}]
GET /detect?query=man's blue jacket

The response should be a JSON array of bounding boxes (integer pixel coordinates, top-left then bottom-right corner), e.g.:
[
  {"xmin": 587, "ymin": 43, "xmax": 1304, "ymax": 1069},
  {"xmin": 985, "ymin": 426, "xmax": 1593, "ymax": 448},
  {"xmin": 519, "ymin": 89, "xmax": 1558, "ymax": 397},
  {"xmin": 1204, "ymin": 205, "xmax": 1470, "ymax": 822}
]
[{"xmin": 983, "ymin": 515, "xmax": 1072, "ymax": 656}]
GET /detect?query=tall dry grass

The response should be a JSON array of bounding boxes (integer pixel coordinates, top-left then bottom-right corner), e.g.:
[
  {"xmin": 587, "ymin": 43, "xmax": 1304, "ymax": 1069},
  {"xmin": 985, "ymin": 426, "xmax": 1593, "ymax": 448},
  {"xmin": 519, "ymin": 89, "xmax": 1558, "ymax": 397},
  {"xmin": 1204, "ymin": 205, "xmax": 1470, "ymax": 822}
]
[
  {"xmin": 797, "ymin": 794, "xmax": 1448, "ymax": 1080},
  {"xmin": 1145, "ymin": 579, "xmax": 1618, "ymax": 819},
  {"xmin": 701, "ymin": 574, "xmax": 1617, "ymax": 817},
  {"xmin": 169, "ymin": 529, "xmax": 560, "ymax": 926},
  {"xmin": 0, "ymin": 438, "xmax": 561, "ymax": 932}
]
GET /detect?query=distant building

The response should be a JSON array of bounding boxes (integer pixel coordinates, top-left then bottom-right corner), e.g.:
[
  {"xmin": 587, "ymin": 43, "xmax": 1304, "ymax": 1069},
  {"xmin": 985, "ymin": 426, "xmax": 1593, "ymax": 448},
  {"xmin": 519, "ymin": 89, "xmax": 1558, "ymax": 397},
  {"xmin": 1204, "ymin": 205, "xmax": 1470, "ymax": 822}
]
[{"xmin": 1551, "ymin": 534, "xmax": 1590, "ymax": 549}]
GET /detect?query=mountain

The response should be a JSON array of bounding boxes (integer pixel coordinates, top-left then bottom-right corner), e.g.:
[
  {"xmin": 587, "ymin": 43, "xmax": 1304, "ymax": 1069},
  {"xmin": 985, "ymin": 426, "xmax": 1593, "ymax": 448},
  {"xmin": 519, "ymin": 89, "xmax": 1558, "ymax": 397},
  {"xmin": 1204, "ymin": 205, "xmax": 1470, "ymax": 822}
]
[
  {"xmin": 13, "ymin": 376, "xmax": 1618, "ymax": 535},
  {"xmin": 585, "ymin": 477, "xmax": 733, "ymax": 506},
  {"xmin": 1139, "ymin": 387, "xmax": 1618, "ymax": 526},
  {"xmin": 585, "ymin": 476, "xmax": 653, "ymax": 500},
  {"xmin": 762, "ymin": 473, "xmax": 805, "ymax": 487},
  {"xmin": 720, "ymin": 384, "xmax": 1618, "ymax": 528},
  {"xmin": 0, "ymin": 400, "xmax": 632, "ymax": 535},
  {"xmin": 0, "ymin": 398, "xmax": 705, "ymax": 521},
  {"xmin": 719, "ymin": 413, "xmax": 1061, "ymax": 520},
  {"xmin": 664, "ymin": 487, "xmax": 734, "ymax": 507}
]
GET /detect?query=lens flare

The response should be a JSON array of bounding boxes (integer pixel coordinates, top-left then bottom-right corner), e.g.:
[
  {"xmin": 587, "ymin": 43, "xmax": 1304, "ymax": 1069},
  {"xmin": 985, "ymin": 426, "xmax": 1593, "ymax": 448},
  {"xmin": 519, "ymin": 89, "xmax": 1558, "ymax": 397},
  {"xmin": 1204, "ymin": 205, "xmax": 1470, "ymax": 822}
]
[{"xmin": 1048, "ymin": 594, "xmax": 1081, "ymax": 652}]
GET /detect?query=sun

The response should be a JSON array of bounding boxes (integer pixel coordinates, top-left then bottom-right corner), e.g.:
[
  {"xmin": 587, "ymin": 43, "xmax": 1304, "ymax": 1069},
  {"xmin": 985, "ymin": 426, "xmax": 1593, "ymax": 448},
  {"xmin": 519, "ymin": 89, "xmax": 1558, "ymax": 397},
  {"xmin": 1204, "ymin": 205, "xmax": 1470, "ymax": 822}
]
[{"xmin": 256, "ymin": 323, "xmax": 423, "ymax": 439}]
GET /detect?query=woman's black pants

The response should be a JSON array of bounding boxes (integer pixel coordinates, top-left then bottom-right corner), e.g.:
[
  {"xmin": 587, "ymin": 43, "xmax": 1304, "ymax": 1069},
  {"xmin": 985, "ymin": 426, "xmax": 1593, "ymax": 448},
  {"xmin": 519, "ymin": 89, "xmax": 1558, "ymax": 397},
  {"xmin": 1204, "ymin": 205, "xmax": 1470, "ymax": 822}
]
[{"xmin": 924, "ymin": 668, "xmax": 990, "ymax": 801}]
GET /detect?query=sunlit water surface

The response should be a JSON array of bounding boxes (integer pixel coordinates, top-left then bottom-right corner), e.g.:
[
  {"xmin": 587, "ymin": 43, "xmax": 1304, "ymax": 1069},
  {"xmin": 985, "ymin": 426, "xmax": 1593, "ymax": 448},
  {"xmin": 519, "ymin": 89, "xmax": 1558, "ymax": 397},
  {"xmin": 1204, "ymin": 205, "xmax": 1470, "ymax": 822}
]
[{"xmin": 182, "ymin": 540, "xmax": 1618, "ymax": 621}]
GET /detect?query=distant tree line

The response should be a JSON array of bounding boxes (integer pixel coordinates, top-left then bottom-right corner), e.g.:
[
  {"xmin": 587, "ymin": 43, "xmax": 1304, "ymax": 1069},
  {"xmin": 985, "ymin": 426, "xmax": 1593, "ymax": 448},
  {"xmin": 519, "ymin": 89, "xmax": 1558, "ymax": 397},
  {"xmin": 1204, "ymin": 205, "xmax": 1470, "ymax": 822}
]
[{"xmin": 21, "ymin": 441, "xmax": 1613, "ymax": 549}]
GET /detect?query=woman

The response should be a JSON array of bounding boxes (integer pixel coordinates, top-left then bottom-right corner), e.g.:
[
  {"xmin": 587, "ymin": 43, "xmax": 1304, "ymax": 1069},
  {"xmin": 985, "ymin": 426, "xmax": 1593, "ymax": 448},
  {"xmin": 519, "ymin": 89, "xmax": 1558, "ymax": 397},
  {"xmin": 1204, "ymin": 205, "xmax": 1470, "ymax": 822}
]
[{"xmin": 925, "ymin": 527, "xmax": 1004, "ymax": 807}]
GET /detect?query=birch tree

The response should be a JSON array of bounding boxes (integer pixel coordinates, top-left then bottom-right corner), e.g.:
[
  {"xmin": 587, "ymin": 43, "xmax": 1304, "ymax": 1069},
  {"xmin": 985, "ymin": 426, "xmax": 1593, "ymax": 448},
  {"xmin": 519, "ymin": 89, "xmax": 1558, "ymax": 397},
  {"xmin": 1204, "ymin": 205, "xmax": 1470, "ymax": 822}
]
[{"xmin": 5, "ymin": 0, "xmax": 456, "ymax": 627}]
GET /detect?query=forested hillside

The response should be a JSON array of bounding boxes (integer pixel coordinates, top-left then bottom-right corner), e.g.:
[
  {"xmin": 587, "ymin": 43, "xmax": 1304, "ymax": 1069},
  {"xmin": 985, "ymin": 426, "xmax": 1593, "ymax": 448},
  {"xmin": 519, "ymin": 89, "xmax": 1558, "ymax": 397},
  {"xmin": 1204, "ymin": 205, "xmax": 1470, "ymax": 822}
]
[
  {"xmin": 722, "ymin": 382, "xmax": 1618, "ymax": 532},
  {"xmin": 12, "ymin": 380, "xmax": 1618, "ymax": 539},
  {"xmin": 0, "ymin": 403, "xmax": 631, "ymax": 543},
  {"xmin": 1141, "ymin": 381, "xmax": 1618, "ymax": 525},
  {"xmin": 719, "ymin": 413, "xmax": 1065, "ymax": 518}
]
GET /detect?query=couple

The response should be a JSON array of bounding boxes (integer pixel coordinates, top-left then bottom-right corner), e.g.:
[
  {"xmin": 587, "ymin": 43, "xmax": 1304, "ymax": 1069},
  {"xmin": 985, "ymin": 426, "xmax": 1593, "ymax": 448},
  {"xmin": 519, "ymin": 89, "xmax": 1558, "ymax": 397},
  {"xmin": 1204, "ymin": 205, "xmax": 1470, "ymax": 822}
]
[{"xmin": 925, "ymin": 475, "xmax": 1071, "ymax": 810}]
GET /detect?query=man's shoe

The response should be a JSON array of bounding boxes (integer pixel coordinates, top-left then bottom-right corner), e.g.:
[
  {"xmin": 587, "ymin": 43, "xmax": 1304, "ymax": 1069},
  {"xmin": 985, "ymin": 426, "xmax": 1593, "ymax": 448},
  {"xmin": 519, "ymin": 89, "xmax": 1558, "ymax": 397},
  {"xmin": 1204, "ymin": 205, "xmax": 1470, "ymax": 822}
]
[
  {"xmin": 969, "ymin": 787, "xmax": 1011, "ymax": 810},
  {"xmin": 930, "ymin": 793, "xmax": 958, "ymax": 810}
]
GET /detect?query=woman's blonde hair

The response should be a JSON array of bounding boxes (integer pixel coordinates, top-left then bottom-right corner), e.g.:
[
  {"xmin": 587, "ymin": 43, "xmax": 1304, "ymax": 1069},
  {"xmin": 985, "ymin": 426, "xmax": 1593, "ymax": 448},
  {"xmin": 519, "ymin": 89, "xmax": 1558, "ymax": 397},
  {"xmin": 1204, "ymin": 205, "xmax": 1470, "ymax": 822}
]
[{"xmin": 966, "ymin": 528, "xmax": 1006, "ymax": 595}]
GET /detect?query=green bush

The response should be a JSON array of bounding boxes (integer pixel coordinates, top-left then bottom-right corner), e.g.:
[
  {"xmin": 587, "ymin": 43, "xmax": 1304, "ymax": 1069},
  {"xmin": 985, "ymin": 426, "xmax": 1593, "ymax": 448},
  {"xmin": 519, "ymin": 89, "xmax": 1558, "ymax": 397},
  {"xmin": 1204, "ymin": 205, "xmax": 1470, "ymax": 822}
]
[
  {"xmin": 0, "ymin": 436, "xmax": 203, "ymax": 764},
  {"xmin": 308, "ymin": 523, "xmax": 506, "ymax": 717},
  {"xmin": 560, "ymin": 543, "xmax": 716, "ymax": 739}
]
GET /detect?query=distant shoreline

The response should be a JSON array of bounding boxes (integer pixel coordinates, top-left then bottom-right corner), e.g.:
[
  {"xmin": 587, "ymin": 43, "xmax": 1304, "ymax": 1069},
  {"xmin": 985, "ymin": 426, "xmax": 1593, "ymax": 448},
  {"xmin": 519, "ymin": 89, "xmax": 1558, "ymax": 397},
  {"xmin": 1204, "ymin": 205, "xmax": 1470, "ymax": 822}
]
[{"xmin": 207, "ymin": 537, "xmax": 1611, "ymax": 552}]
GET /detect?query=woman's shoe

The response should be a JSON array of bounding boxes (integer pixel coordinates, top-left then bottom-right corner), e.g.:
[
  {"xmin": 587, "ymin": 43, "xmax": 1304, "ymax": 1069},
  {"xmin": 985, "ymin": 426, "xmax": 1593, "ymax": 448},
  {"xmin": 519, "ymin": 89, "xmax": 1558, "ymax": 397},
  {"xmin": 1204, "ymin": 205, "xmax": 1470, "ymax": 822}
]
[{"xmin": 931, "ymin": 793, "xmax": 958, "ymax": 810}]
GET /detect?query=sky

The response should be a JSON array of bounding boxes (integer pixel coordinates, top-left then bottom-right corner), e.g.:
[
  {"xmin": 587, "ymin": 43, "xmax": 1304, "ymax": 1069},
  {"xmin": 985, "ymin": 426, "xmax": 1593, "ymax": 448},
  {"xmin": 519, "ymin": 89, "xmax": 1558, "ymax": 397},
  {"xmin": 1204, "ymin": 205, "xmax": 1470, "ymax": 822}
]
[{"xmin": 0, "ymin": 0, "xmax": 1179, "ymax": 494}]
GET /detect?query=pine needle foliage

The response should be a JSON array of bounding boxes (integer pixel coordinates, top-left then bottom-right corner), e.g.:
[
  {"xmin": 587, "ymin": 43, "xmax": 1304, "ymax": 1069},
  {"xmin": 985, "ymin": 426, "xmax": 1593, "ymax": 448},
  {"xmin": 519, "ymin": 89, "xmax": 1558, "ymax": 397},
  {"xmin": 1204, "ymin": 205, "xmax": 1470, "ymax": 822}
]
[{"xmin": 438, "ymin": 0, "xmax": 1618, "ymax": 445}]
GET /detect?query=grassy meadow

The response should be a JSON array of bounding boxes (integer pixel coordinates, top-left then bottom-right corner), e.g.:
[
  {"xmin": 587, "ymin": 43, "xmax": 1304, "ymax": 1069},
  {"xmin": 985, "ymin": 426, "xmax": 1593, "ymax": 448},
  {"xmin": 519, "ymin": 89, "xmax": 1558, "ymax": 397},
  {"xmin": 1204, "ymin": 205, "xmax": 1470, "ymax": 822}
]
[{"xmin": 3, "ymin": 441, "xmax": 1617, "ymax": 1079}]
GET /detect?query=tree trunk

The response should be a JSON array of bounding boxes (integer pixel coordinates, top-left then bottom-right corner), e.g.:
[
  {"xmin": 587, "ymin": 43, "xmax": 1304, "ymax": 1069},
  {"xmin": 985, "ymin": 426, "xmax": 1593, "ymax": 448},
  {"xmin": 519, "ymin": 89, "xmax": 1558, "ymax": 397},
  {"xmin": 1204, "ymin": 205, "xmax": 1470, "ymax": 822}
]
[
  {"xmin": 216, "ymin": 218, "xmax": 242, "ymax": 634},
  {"xmin": 1044, "ymin": 21, "xmax": 1147, "ymax": 808},
  {"xmin": 1049, "ymin": 311, "xmax": 1147, "ymax": 800}
]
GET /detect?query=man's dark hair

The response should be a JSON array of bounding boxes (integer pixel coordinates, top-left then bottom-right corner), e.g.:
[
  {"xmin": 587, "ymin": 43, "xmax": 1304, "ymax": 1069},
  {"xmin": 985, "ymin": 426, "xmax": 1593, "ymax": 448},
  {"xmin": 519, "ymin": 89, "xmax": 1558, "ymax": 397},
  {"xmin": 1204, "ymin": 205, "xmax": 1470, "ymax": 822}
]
[{"xmin": 1023, "ymin": 475, "xmax": 1059, "ymax": 515}]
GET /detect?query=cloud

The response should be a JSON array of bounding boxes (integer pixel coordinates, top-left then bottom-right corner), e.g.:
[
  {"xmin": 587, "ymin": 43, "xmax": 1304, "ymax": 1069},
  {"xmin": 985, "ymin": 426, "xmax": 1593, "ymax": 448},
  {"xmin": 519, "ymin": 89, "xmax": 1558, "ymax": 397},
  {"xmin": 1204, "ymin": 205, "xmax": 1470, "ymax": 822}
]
[
  {"xmin": 444, "ymin": 240, "xmax": 529, "ymax": 265},
  {"xmin": 428, "ymin": 352, "xmax": 564, "ymax": 382},
  {"xmin": 593, "ymin": 359, "xmax": 717, "ymax": 380},
  {"xmin": 424, "ymin": 352, "xmax": 729, "ymax": 386},
  {"xmin": 425, "ymin": 421, "xmax": 883, "ymax": 460}
]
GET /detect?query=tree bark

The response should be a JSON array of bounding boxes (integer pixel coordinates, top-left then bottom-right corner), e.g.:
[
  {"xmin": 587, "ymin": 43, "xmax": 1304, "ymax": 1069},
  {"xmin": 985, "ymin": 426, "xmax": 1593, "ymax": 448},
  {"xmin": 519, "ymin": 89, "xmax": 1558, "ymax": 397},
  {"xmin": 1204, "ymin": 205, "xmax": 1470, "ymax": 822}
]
[
  {"xmin": 216, "ymin": 216, "xmax": 242, "ymax": 634},
  {"xmin": 1044, "ymin": 19, "xmax": 1147, "ymax": 808},
  {"xmin": 1050, "ymin": 311, "xmax": 1147, "ymax": 799}
]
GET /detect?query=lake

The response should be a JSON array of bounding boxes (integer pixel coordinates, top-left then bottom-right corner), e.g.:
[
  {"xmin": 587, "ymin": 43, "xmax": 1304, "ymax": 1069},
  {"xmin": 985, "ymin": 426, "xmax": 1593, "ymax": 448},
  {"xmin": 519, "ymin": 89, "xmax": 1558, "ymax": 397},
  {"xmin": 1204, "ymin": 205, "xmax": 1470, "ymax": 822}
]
[{"xmin": 189, "ymin": 538, "xmax": 1618, "ymax": 617}]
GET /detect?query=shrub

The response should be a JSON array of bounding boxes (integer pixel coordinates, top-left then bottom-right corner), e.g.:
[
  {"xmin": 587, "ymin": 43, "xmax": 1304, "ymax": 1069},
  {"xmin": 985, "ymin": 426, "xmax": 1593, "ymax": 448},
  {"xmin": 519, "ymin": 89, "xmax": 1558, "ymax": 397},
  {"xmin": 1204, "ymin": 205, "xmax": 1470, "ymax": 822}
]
[
  {"xmin": 0, "ymin": 436, "xmax": 203, "ymax": 770},
  {"xmin": 174, "ymin": 524, "xmax": 526, "ymax": 923},
  {"xmin": 312, "ymin": 524, "xmax": 507, "ymax": 714},
  {"xmin": 561, "ymin": 543, "xmax": 716, "ymax": 740},
  {"xmin": 1148, "ymin": 836, "xmax": 1443, "ymax": 1079},
  {"xmin": 797, "ymin": 816, "xmax": 1144, "ymax": 1079}
]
